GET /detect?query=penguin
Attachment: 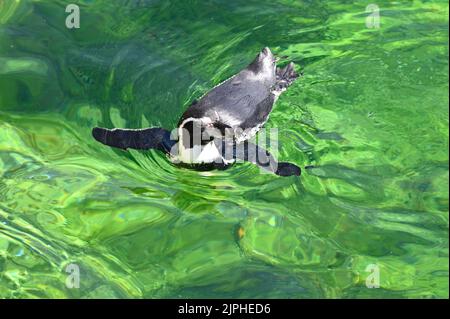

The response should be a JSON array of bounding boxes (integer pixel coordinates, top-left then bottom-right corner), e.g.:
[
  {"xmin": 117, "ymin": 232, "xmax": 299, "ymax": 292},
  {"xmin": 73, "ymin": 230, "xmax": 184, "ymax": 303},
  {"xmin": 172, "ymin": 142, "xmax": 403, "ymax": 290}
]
[{"xmin": 92, "ymin": 47, "xmax": 301, "ymax": 176}]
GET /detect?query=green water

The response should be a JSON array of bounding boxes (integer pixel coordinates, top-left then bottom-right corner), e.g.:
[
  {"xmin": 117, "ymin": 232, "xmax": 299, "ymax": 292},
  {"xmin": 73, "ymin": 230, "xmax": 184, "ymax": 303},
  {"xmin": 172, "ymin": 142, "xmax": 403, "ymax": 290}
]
[{"xmin": 0, "ymin": 0, "xmax": 448, "ymax": 299}]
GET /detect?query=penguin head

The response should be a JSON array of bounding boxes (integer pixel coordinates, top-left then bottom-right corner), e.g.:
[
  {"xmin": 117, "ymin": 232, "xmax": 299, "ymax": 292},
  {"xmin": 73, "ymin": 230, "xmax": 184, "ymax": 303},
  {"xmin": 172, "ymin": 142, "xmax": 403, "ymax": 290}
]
[{"xmin": 177, "ymin": 117, "xmax": 223, "ymax": 163}]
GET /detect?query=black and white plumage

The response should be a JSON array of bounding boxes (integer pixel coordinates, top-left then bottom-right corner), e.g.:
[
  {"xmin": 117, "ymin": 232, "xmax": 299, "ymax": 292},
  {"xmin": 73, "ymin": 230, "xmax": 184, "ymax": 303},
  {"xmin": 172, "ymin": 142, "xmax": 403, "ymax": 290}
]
[
  {"xmin": 92, "ymin": 47, "xmax": 301, "ymax": 176},
  {"xmin": 178, "ymin": 47, "xmax": 297, "ymax": 142}
]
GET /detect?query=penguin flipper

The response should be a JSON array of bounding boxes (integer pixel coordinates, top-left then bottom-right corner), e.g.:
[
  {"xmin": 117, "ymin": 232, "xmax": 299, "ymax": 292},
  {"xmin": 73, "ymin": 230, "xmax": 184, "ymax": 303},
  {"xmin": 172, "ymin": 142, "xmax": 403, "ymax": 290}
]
[
  {"xmin": 220, "ymin": 140, "xmax": 301, "ymax": 176},
  {"xmin": 92, "ymin": 127, "xmax": 173, "ymax": 152}
]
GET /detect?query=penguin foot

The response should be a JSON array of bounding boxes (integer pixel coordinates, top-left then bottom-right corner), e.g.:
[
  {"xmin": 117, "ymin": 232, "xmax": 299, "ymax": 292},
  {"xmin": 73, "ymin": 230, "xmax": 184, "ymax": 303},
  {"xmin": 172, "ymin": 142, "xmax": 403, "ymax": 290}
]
[{"xmin": 275, "ymin": 62, "xmax": 299, "ymax": 91}]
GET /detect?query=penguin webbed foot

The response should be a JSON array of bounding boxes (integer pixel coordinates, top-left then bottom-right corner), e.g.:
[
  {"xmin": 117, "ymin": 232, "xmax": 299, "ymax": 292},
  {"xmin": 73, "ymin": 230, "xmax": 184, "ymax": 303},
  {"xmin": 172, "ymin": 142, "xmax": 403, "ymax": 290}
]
[{"xmin": 275, "ymin": 62, "xmax": 300, "ymax": 91}]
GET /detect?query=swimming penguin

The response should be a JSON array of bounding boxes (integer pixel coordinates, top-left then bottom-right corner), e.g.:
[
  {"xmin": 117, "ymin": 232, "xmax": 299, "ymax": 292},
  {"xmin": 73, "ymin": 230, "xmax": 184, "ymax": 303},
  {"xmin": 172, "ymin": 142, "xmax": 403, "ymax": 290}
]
[{"xmin": 92, "ymin": 47, "xmax": 301, "ymax": 176}]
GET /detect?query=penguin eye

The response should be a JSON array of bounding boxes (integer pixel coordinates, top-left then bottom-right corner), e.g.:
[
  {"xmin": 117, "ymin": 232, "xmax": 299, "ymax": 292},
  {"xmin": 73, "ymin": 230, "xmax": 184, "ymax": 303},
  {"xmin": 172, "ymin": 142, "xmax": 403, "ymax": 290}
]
[
  {"xmin": 202, "ymin": 126, "xmax": 223, "ymax": 145},
  {"xmin": 201, "ymin": 128, "xmax": 215, "ymax": 145}
]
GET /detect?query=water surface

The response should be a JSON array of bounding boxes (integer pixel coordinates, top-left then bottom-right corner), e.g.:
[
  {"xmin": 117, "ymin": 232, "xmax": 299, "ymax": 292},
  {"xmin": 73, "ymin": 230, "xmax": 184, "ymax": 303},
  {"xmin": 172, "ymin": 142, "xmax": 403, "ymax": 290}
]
[{"xmin": 0, "ymin": 0, "xmax": 448, "ymax": 298}]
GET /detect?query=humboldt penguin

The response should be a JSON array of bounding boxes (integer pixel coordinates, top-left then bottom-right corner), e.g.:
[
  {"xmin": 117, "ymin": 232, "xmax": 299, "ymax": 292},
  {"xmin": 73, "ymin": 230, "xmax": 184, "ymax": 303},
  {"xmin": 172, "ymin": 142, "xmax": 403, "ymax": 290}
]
[{"xmin": 92, "ymin": 47, "xmax": 301, "ymax": 176}]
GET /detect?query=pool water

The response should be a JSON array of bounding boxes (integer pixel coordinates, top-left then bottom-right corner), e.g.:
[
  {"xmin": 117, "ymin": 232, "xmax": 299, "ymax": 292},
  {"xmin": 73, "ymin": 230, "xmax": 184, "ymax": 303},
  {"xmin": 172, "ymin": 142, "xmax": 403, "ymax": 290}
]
[{"xmin": 0, "ymin": 0, "xmax": 448, "ymax": 298}]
